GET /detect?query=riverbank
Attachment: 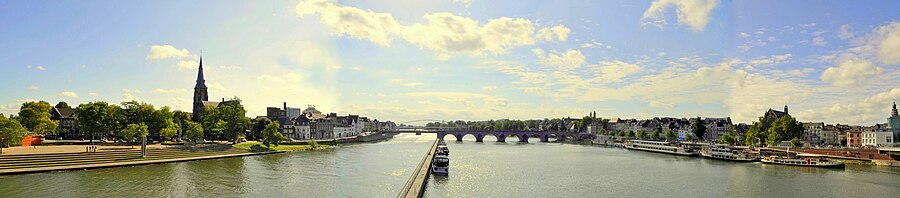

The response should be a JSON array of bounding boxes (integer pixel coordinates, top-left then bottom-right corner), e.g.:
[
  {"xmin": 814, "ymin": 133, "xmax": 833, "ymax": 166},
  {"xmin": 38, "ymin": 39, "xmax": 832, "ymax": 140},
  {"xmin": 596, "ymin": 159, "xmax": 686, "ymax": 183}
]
[
  {"xmin": 232, "ymin": 142, "xmax": 333, "ymax": 152},
  {"xmin": 0, "ymin": 144, "xmax": 280, "ymax": 175}
]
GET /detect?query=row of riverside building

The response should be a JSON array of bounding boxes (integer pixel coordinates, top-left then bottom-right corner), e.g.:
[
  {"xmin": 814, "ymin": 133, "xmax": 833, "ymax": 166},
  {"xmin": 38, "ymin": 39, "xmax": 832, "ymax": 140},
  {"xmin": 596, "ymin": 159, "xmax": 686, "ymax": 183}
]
[
  {"xmin": 581, "ymin": 105, "xmax": 899, "ymax": 148},
  {"xmin": 260, "ymin": 102, "xmax": 397, "ymax": 140}
]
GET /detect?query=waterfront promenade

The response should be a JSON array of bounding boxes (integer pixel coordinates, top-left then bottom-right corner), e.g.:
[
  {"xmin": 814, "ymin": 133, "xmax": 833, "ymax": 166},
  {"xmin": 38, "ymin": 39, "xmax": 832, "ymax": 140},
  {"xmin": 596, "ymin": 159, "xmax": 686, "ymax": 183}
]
[{"xmin": 0, "ymin": 144, "xmax": 280, "ymax": 175}]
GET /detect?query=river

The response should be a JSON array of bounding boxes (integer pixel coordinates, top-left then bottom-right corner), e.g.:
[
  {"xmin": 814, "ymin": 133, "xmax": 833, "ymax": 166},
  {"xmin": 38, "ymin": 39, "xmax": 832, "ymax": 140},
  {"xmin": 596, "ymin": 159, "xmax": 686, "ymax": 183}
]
[{"xmin": 1, "ymin": 134, "xmax": 898, "ymax": 197}]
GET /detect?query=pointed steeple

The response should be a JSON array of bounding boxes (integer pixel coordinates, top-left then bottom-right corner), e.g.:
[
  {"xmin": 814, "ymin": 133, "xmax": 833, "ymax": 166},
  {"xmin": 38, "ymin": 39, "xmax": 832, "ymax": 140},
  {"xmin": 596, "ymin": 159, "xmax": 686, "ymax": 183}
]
[
  {"xmin": 892, "ymin": 101, "xmax": 898, "ymax": 116},
  {"xmin": 195, "ymin": 56, "xmax": 207, "ymax": 89}
]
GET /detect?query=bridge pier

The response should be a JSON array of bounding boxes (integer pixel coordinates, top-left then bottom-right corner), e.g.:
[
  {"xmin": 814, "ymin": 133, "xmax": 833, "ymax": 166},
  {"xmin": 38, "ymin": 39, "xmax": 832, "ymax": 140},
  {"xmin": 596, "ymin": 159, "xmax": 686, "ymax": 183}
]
[
  {"xmin": 455, "ymin": 134, "xmax": 463, "ymax": 142},
  {"xmin": 540, "ymin": 134, "xmax": 549, "ymax": 142},
  {"xmin": 475, "ymin": 134, "xmax": 484, "ymax": 142},
  {"xmin": 497, "ymin": 134, "xmax": 506, "ymax": 142},
  {"xmin": 518, "ymin": 134, "xmax": 529, "ymax": 143}
]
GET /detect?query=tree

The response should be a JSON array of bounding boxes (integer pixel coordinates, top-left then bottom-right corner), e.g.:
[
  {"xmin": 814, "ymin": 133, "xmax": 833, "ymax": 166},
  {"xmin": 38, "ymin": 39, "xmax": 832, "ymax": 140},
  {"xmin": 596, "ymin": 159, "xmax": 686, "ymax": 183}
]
[
  {"xmin": 685, "ymin": 133, "xmax": 694, "ymax": 141},
  {"xmin": 617, "ymin": 130, "xmax": 626, "ymax": 137},
  {"xmin": 626, "ymin": 130, "xmax": 635, "ymax": 138},
  {"xmin": 202, "ymin": 98, "xmax": 250, "ymax": 143},
  {"xmin": 260, "ymin": 122, "xmax": 285, "ymax": 147},
  {"xmin": 173, "ymin": 111, "xmax": 192, "ymax": 138},
  {"xmin": 717, "ymin": 133, "xmax": 735, "ymax": 145},
  {"xmin": 691, "ymin": 117, "xmax": 706, "ymax": 141},
  {"xmin": 598, "ymin": 128, "xmax": 607, "ymax": 135},
  {"xmin": 76, "ymin": 102, "xmax": 123, "ymax": 143},
  {"xmin": 651, "ymin": 128, "xmax": 661, "ymax": 140},
  {"xmin": 184, "ymin": 121, "xmax": 204, "ymax": 145},
  {"xmin": 55, "ymin": 101, "xmax": 71, "ymax": 109},
  {"xmin": 665, "ymin": 129, "xmax": 676, "ymax": 142},
  {"xmin": 17, "ymin": 101, "xmax": 58, "ymax": 134},
  {"xmin": 744, "ymin": 123, "xmax": 761, "ymax": 146},
  {"xmin": 790, "ymin": 137, "xmax": 802, "ymax": 148},
  {"xmin": 766, "ymin": 131, "xmax": 782, "ymax": 147},
  {"xmin": 0, "ymin": 116, "xmax": 28, "ymax": 149},
  {"xmin": 636, "ymin": 129, "xmax": 646, "ymax": 139},
  {"xmin": 251, "ymin": 117, "xmax": 272, "ymax": 140},
  {"xmin": 159, "ymin": 119, "xmax": 179, "ymax": 141},
  {"xmin": 770, "ymin": 115, "xmax": 803, "ymax": 141},
  {"xmin": 121, "ymin": 123, "xmax": 149, "ymax": 147}
]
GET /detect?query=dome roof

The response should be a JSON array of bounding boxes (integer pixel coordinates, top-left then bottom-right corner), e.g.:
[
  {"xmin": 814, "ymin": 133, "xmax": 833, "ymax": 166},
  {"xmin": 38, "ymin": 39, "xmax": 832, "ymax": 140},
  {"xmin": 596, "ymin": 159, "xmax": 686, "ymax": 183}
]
[{"xmin": 302, "ymin": 105, "xmax": 322, "ymax": 115}]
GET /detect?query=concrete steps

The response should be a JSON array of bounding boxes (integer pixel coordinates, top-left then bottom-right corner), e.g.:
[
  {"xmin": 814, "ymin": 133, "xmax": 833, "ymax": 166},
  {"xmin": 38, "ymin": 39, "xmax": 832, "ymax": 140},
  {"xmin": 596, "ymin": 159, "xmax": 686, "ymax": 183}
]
[{"xmin": 0, "ymin": 148, "xmax": 248, "ymax": 170}]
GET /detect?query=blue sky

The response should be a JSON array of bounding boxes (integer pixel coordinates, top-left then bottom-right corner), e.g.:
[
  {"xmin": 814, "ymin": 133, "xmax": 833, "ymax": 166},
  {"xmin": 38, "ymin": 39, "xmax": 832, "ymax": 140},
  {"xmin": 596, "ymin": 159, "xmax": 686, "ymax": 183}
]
[{"xmin": 1, "ymin": 0, "xmax": 899, "ymax": 125}]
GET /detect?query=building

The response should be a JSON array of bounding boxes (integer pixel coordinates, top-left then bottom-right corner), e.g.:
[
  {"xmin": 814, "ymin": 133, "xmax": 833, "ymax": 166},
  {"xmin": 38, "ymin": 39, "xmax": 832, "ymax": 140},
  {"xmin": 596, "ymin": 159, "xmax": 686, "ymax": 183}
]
[
  {"xmin": 821, "ymin": 124, "xmax": 840, "ymax": 146},
  {"xmin": 703, "ymin": 117, "xmax": 732, "ymax": 141},
  {"xmin": 862, "ymin": 130, "xmax": 894, "ymax": 147},
  {"xmin": 191, "ymin": 57, "xmax": 238, "ymax": 122},
  {"xmin": 802, "ymin": 122, "xmax": 824, "ymax": 145},
  {"xmin": 50, "ymin": 106, "xmax": 78, "ymax": 139},
  {"xmin": 887, "ymin": 102, "xmax": 900, "ymax": 145},
  {"xmin": 764, "ymin": 105, "xmax": 789, "ymax": 121},
  {"xmin": 846, "ymin": 130, "xmax": 862, "ymax": 148}
]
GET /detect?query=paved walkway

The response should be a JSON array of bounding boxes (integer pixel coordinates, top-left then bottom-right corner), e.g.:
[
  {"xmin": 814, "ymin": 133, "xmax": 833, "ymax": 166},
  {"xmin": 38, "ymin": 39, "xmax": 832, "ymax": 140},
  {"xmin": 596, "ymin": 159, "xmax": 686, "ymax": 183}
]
[
  {"xmin": 0, "ymin": 151, "xmax": 281, "ymax": 175},
  {"xmin": 1, "ymin": 144, "xmax": 176, "ymax": 155}
]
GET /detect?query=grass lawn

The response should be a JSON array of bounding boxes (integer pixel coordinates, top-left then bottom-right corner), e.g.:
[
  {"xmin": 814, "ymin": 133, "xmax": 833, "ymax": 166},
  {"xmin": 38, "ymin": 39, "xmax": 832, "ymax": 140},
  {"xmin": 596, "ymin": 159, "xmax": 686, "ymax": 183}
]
[{"xmin": 233, "ymin": 142, "xmax": 331, "ymax": 152}]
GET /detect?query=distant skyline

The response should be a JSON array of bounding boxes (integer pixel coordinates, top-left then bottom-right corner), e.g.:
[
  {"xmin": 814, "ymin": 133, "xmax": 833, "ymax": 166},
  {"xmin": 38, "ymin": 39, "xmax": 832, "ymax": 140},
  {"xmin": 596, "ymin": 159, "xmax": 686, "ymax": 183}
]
[{"xmin": 2, "ymin": 0, "xmax": 899, "ymax": 125}]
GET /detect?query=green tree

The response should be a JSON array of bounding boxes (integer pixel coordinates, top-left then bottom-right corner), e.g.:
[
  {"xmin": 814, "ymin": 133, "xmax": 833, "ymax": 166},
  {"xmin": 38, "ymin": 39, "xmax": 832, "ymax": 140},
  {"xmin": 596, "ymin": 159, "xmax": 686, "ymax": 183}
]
[
  {"xmin": 598, "ymin": 128, "xmax": 607, "ymax": 135},
  {"xmin": 744, "ymin": 123, "xmax": 761, "ymax": 146},
  {"xmin": 159, "ymin": 119, "xmax": 179, "ymax": 141},
  {"xmin": 202, "ymin": 98, "xmax": 250, "ymax": 143},
  {"xmin": 76, "ymin": 102, "xmax": 123, "ymax": 143},
  {"xmin": 55, "ymin": 101, "xmax": 71, "ymax": 109},
  {"xmin": 717, "ymin": 133, "xmax": 735, "ymax": 145},
  {"xmin": 636, "ymin": 129, "xmax": 646, "ymax": 139},
  {"xmin": 184, "ymin": 121, "xmax": 204, "ymax": 145},
  {"xmin": 626, "ymin": 130, "xmax": 635, "ymax": 138},
  {"xmin": 790, "ymin": 137, "xmax": 802, "ymax": 148},
  {"xmin": 17, "ymin": 101, "xmax": 58, "ymax": 134},
  {"xmin": 691, "ymin": 117, "xmax": 706, "ymax": 141},
  {"xmin": 766, "ymin": 131, "xmax": 782, "ymax": 147},
  {"xmin": 0, "ymin": 116, "xmax": 28, "ymax": 149},
  {"xmin": 251, "ymin": 117, "xmax": 272, "ymax": 140},
  {"xmin": 173, "ymin": 111, "xmax": 192, "ymax": 138},
  {"xmin": 121, "ymin": 123, "xmax": 149, "ymax": 146},
  {"xmin": 770, "ymin": 115, "xmax": 803, "ymax": 141},
  {"xmin": 651, "ymin": 127, "xmax": 661, "ymax": 140},
  {"xmin": 617, "ymin": 130, "xmax": 626, "ymax": 137},
  {"xmin": 260, "ymin": 122, "xmax": 285, "ymax": 147},
  {"xmin": 665, "ymin": 129, "xmax": 676, "ymax": 141}
]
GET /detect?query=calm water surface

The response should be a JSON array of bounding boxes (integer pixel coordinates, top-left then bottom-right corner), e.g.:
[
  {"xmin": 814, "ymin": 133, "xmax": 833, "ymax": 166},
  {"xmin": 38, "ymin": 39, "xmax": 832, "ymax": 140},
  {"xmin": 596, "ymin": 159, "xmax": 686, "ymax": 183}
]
[{"xmin": 1, "ymin": 134, "xmax": 898, "ymax": 197}]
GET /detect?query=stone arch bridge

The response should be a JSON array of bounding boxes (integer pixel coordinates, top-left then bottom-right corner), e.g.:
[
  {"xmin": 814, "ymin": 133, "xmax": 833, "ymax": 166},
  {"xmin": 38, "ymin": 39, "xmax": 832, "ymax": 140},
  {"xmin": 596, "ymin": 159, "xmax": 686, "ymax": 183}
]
[{"xmin": 436, "ymin": 131, "xmax": 595, "ymax": 143}]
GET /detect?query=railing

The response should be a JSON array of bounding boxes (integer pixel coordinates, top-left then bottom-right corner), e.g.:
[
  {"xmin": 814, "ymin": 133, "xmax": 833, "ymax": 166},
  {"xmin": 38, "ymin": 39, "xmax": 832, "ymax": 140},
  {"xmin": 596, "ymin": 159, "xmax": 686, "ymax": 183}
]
[{"xmin": 397, "ymin": 138, "xmax": 439, "ymax": 198}]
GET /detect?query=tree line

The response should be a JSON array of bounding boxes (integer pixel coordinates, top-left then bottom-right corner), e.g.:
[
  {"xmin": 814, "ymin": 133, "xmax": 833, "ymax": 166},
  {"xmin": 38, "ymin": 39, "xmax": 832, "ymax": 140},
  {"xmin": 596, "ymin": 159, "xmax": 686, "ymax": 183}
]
[{"xmin": 0, "ymin": 97, "xmax": 270, "ymax": 147}]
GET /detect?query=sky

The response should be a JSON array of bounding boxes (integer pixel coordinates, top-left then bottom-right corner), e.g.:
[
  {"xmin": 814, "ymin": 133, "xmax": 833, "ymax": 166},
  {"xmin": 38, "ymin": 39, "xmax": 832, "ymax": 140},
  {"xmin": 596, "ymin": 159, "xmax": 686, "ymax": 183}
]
[{"xmin": 1, "ymin": 0, "xmax": 899, "ymax": 125}]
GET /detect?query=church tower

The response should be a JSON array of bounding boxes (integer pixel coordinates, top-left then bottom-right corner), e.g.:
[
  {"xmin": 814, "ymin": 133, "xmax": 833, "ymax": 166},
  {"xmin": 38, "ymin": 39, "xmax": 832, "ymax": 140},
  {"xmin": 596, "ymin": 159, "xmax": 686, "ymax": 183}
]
[
  {"xmin": 192, "ymin": 56, "xmax": 208, "ymax": 122},
  {"xmin": 892, "ymin": 101, "xmax": 898, "ymax": 116}
]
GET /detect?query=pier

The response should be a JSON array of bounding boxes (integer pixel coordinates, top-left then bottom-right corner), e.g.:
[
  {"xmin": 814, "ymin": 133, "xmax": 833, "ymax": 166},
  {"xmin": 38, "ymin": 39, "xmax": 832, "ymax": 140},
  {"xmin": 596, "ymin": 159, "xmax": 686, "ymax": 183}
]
[{"xmin": 397, "ymin": 139, "xmax": 439, "ymax": 198}]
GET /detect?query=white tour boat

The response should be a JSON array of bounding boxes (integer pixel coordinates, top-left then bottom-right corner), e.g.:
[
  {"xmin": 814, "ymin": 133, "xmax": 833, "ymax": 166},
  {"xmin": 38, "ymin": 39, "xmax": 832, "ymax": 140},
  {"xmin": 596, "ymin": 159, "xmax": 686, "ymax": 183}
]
[
  {"xmin": 432, "ymin": 156, "xmax": 449, "ymax": 175},
  {"xmin": 701, "ymin": 144, "xmax": 758, "ymax": 162},
  {"xmin": 624, "ymin": 140, "xmax": 699, "ymax": 156},
  {"xmin": 761, "ymin": 153, "xmax": 845, "ymax": 168}
]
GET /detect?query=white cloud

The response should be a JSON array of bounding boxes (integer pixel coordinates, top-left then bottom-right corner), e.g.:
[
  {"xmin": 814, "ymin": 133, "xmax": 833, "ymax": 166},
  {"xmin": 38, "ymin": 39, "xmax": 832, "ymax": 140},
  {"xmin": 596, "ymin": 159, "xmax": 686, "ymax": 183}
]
[
  {"xmin": 812, "ymin": 36, "xmax": 827, "ymax": 46},
  {"xmin": 27, "ymin": 65, "xmax": 46, "ymax": 71},
  {"xmin": 146, "ymin": 45, "xmax": 192, "ymax": 60},
  {"xmin": 57, "ymin": 91, "xmax": 79, "ymax": 99},
  {"xmin": 481, "ymin": 85, "xmax": 498, "ymax": 90},
  {"xmin": 28, "ymin": 86, "xmax": 40, "ymax": 90},
  {"xmin": 296, "ymin": 0, "xmax": 569, "ymax": 56},
  {"xmin": 838, "ymin": 24, "xmax": 854, "ymax": 40},
  {"xmin": 641, "ymin": 0, "xmax": 719, "ymax": 31},
  {"xmin": 821, "ymin": 56, "xmax": 882, "ymax": 86},
  {"xmin": 649, "ymin": 100, "xmax": 676, "ymax": 109},
  {"xmin": 739, "ymin": 32, "xmax": 750, "ymax": 38},
  {"xmin": 869, "ymin": 22, "xmax": 900, "ymax": 65},
  {"xmin": 595, "ymin": 61, "xmax": 642, "ymax": 83},
  {"xmin": 153, "ymin": 88, "xmax": 189, "ymax": 94},
  {"xmin": 401, "ymin": 92, "xmax": 508, "ymax": 108},
  {"xmin": 452, "ymin": 0, "xmax": 474, "ymax": 8},
  {"xmin": 122, "ymin": 89, "xmax": 140, "ymax": 101},
  {"xmin": 533, "ymin": 48, "xmax": 586, "ymax": 70},
  {"xmin": 537, "ymin": 25, "xmax": 571, "ymax": 42},
  {"xmin": 88, "ymin": 93, "xmax": 98, "ymax": 96},
  {"xmin": 388, "ymin": 79, "xmax": 424, "ymax": 87}
]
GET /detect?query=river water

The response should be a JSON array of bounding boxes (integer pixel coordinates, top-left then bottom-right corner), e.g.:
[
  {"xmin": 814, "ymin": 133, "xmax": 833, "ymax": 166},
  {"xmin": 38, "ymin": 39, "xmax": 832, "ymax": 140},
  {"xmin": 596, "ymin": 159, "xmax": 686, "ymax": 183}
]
[{"xmin": 1, "ymin": 133, "xmax": 898, "ymax": 197}]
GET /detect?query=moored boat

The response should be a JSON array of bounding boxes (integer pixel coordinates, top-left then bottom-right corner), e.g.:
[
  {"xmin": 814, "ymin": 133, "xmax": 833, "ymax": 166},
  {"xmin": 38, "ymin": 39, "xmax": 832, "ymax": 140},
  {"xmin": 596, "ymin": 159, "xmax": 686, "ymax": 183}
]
[
  {"xmin": 624, "ymin": 140, "xmax": 699, "ymax": 156},
  {"xmin": 761, "ymin": 153, "xmax": 845, "ymax": 168},
  {"xmin": 701, "ymin": 144, "xmax": 758, "ymax": 162},
  {"xmin": 432, "ymin": 156, "xmax": 449, "ymax": 175}
]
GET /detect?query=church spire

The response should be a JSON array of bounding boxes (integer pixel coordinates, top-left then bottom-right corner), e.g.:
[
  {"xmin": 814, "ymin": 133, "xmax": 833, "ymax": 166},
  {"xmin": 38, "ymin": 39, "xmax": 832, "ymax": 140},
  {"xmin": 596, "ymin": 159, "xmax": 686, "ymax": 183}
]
[
  {"xmin": 195, "ymin": 56, "xmax": 207, "ymax": 89},
  {"xmin": 892, "ymin": 101, "xmax": 898, "ymax": 116}
]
